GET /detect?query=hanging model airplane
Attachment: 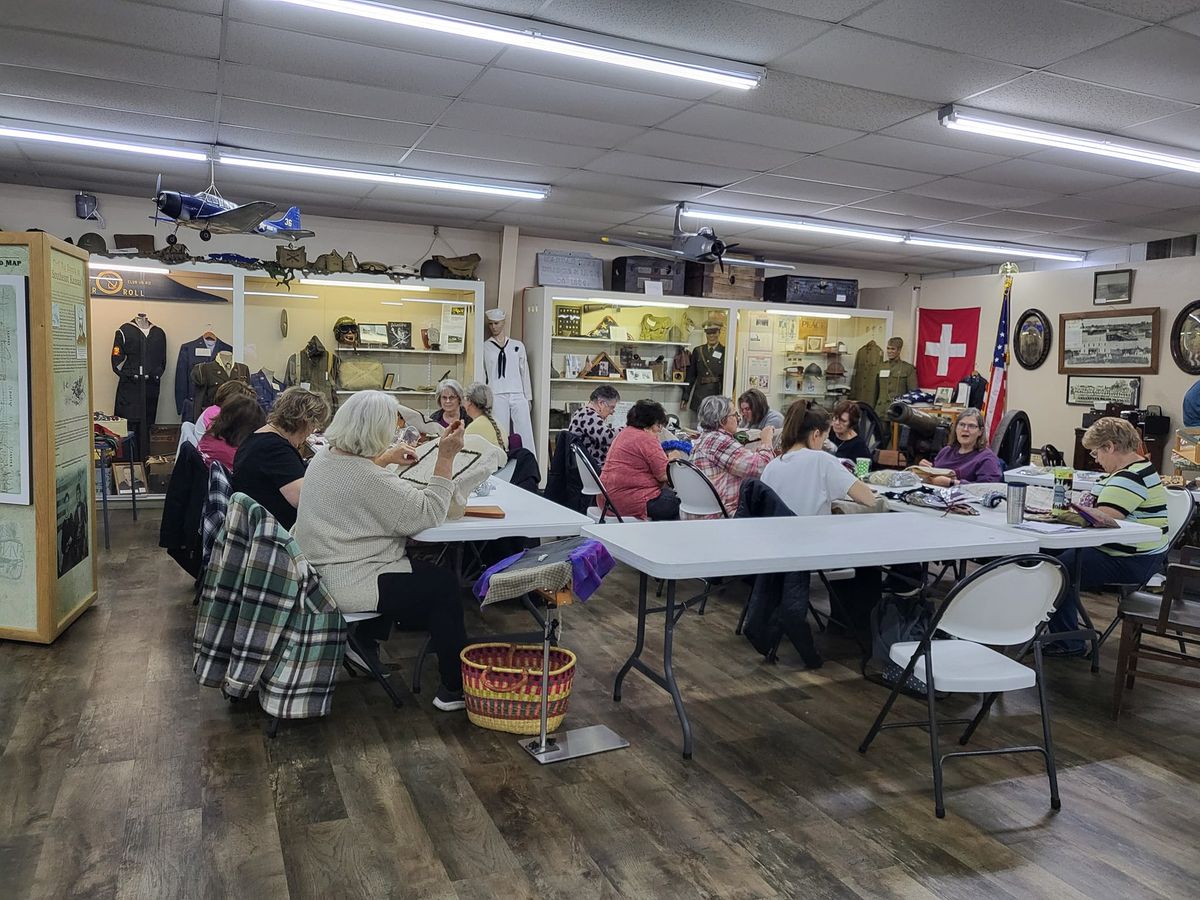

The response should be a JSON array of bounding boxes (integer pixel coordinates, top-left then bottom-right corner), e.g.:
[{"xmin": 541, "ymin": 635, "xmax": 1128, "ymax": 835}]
[
  {"xmin": 151, "ymin": 175, "xmax": 316, "ymax": 244},
  {"xmin": 602, "ymin": 203, "xmax": 794, "ymax": 272}
]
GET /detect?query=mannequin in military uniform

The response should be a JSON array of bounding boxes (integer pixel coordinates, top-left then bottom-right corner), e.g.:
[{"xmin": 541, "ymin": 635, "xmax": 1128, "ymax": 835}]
[
  {"xmin": 874, "ymin": 336, "xmax": 918, "ymax": 415},
  {"xmin": 681, "ymin": 323, "xmax": 725, "ymax": 423}
]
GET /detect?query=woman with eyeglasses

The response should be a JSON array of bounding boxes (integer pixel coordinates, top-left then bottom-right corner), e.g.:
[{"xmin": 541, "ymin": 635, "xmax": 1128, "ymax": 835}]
[
  {"xmin": 568, "ymin": 384, "xmax": 621, "ymax": 469},
  {"xmin": 918, "ymin": 407, "xmax": 1003, "ymax": 485},
  {"xmin": 690, "ymin": 395, "xmax": 775, "ymax": 517}
]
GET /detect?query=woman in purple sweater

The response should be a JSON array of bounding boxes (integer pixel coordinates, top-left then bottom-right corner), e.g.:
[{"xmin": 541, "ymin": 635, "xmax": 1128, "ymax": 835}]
[{"xmin": 920, "ymin": 407, "xmax": 1003, "ymax": 485}]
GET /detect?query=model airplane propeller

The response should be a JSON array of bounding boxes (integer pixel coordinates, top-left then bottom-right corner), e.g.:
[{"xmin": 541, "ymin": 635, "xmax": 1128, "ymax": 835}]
[
  {"xmin": 151, "ymin": 174, "xmax": 316, "ymax": 245},
  {"xmin": 602, "ymin": 203, "xmax": 794, "ymax": 273}
]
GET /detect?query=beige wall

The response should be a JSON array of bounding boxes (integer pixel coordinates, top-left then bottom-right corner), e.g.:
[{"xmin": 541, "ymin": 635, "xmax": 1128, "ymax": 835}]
[{"xmin": 862, "ymin": 257, "xmax": 1200, "ymax": 453}]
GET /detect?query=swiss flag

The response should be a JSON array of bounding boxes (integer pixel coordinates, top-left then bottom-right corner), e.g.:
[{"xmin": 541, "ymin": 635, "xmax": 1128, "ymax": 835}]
[{"xmin": 916, "ymin": 307, "xmax": 980, "ymax": 389}]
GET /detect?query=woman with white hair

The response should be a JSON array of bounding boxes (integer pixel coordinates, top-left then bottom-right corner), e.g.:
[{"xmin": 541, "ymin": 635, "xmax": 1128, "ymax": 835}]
[
  {"xmin": 690, "ymin": 395, "xmax": 775, "ymax": 517},
  {"xmin": 293, "ymin": 390, "xmax": 469, "ymax": 711},
  {"xmin": 463, "ymin": 381, "xmax": 507, "ymax": 451},
  {"xmin": 432, "ymin": 378, "xmax": 471, "ymax": 429}
]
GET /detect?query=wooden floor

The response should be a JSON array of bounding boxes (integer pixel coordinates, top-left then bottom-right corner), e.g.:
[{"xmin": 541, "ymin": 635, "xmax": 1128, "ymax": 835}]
[{"xmin": 3, "ymin": 512, "xmax": 1200, "ymax": 900}]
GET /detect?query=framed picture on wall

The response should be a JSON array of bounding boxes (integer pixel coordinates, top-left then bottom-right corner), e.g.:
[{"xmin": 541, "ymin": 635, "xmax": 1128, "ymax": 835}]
[
  {"xmin": 1170, "ymin": 298, "xmax": 1200, "ymax": 375},
  {"xmin": 1093, "ymin": 269, "xmax": 1133, "ymax": 306},
  {"xmin": 1065, "ymin": 375, "xmax": 1141, "ymax": 407},
  {"xmin": 1012, "ymin": 308, "xmax": 1052, "ymax": 370},
  {"xmin": 1059, "ymin": 307, "xmax": 1159, "ymax": 375}
]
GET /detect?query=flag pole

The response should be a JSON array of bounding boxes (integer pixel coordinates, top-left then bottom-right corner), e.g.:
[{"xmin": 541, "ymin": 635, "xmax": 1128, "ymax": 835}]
[{"xmin": 982, "ymin": 264, "xmax": 1015, "ymax": 443}]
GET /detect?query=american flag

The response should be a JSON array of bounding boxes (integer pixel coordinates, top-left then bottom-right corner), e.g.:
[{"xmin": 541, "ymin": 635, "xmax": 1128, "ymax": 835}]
[{"xmin": 982, "ymin": 276, "xmax": 1011, "ymax": 442}]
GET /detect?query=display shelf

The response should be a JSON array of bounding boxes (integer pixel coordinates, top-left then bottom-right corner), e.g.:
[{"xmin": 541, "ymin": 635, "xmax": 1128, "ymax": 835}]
[
  {"xmin": 550, "ymin": 378, "xmax": 687, "ymax": 387},
  {"xmin": 344, "ymin": 347, "xmax": 462, "ymax": 355},
  {"xmin": 550, "ymin": 335, "xmax": 687, "ymax": 347}
]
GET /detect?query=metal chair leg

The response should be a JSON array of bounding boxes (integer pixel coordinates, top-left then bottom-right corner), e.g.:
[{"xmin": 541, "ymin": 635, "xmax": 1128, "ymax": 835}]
[
  {"xmin": 347, "ymin": 630, "xmax": 404, "ymax": 709},
  {"xmin": 734, "ymin": 595, "xmax": 750, "ymax": 636},
  {"xmin": 1033, "ymin": 642, "xmax": 1061, "ymax": 810},
  {"xmin": 1112, "ymin": 616, "xmax": 1135, "ymax": 720},
  {"xmin": 958, "ymin": 691, "xmax": 1000, "ymax": 745},
  {"xmin": 924, "ymin": 651, "xmax": 945, "ymax": 818}
]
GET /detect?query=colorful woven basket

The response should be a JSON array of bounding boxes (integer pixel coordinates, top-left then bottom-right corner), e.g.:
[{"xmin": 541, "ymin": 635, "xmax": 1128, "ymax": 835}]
[{"xmin": 460, "ymin": 642, "xmax": 577, "ymax": 735}]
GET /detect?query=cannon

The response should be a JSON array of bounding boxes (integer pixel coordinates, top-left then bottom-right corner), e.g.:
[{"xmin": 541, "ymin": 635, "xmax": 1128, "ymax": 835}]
[
  {"xmin": 886, "ymin": 401, "xmax": 949, "ymax": 437},
  {"xmin": 880, "ymin": 402, "xmax": 952, "ymax": 467}
]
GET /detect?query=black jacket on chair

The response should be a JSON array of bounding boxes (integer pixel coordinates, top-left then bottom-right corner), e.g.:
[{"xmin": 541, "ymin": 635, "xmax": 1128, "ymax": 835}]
[
  {"xmin": 735, "ymin": 479, "xmax": 821, "ymax": 667},
  {"xmin": 506, "ymin": 447, "xmax": 541, "ymax": 495},
  {"xmin": 160, "ymin": 442, "xmax": 208, "ymax": 578},
  {"xmin": 544, "ymin": 430, "xmax": 592, "ymax": 514}
]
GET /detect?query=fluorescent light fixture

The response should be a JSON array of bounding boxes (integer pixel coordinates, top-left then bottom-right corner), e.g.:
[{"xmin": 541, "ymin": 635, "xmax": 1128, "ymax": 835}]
[
  {"xmin": 266, "ymin": 0, "xmax": 762, "ymax": 89},
  {"xmin": 552, "ymin": 295, "xmax": 689, "ymax": 309},
  {"xmin": 299, "ymin": 278, "xmax": 430, "ymax": 291},
  {"xmin": 220, "ymin": 152, "xmax": 549, "ymax": 200},
  {"xmin": 939, "ymin": 105, "xmax": 1200, "ymax": 174},
  {"xmin": 197, "ymin": 285, "xmax": 320, "ymax": 299},
  {"xmin": 89, "ymin": 262, "xmax": 170, "ymax": 274},
  {"xmin": 0, "ymin": 121, "xmax": 207, "ymax": 162},
  {"xmin": 905, "ymin": 235, "xmax": 1085, "ymax": 262},
  {"xmin": 680, "ymin": 203, "xmax": 1085, "ymax": 262},
  {"xmin": 679, "ymin": 205, "xmax": 906, "ymax": 244}
]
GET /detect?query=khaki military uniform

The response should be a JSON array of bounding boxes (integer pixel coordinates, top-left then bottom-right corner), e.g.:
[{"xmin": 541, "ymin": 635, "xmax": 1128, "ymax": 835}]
[{"xmin": 874, "ymin": 359, "xmax": 918, "ymax": 416}]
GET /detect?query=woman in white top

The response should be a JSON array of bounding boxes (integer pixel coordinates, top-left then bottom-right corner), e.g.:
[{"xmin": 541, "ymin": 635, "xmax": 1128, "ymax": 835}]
[
  {"xmin": 292, "ymin": 390, "xmax": 469, "ymax": 711},
  {"xmin": 761, "ymin": 405, "xmax": 877, "ymax": 515}
]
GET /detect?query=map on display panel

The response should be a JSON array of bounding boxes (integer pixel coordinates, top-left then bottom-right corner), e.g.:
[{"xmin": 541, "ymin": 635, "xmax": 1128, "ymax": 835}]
[{"xmin": 150, "ymin": 174, "xmax": 316, "ymax": 245}]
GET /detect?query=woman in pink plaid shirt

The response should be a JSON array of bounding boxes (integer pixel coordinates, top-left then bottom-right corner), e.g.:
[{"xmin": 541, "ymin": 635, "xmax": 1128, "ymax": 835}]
[{"xmin": 690, "ymin": 395, "xmax": 777, "ymax": 517}]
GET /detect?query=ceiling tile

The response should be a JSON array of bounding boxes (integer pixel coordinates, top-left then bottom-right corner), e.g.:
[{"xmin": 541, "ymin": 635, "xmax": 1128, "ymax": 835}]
[
  {"xmin": 226, "ymin": 0, "xmax": 501, "ymax": 64},
  {"xmin": 220, "ymin": 64, "xmax": 452, "ymax": 124},
  {"xmin": 221, "ymin": 100, "xmax": 428, "ymax": 149},
  {"xmin": 1021, "ymin": 148, "xmax": 1177, "ymax": 179},
  {"xmin": 0, "ymin": 96, "xmax": 213, "ymax": 143},
  {"xmin": 1148, "ymin": 169, "xmax": 1200, "ymax": 187},
  {"xmin": 489, "ymin": 47, "xmax": 721, "ymax": 101},
  {"xmin": 223, "ymin": 23, "xmax": 484, "ymax": 96},
  {"xmin": 1074, "ymin": 1, "xmax": 1200, "ymax": 22},
  {"xmin": 657, "ymin": 104, "xmax": 862, "ymax": 153},
  {"xmin": 847, "ymin": 192, "xmax": 996, "ymax": 220},
  {"xmin": 547, "ymin": 171, "xmax": 710, "ymax": 203},
  {"xmin": 770, "ymin": 156, "xmax": 941, "ymax": 190},
  {"xmin": 1118, "ymin": 108, "xmax": 1200, "ymax": 152},
  {"xmin": 820, "ymin": 134, "xmax": 1007, "ymax": 175},
  {"xmin": 616, "ymin": 131, "xmax": 804, "ymax": 172},
  {"xmin": 692, "ymin": 191, "xmax": 842, "ymax": 218},
  {"xmin": 462, "ymin": 69, "xmax": 690, "ymax": 126},
  {"xmin": 708, "ymin": 71, "xmax": 936, "ymax": 131},
  {"xmin": 845, "ymin": 0, "xmax": 1142, "ymax": 67},
  {"xmin": 1073, "ymin": 179, "xmax": 1200, "ymax": 208},
  {"xmin": 819, "ymin": 207, "xmax": 942, "ymax": 230},
  {"xmin": 958, "ymin": 210, "xmax": 1092, "ymax": 232},
  {"xmin": 731, "ymin": 175, "xmax": 888, "ymax": 205},
  {"xmin": 510, "ymin": 187, "xmax": 665, "ymax": 213},
  {"xmin": 0, "ymin": 66, "xmax": 216, "ymax": 122},
  {"xmin": 964, "ymin": 158, "xmax": 1132, "ymax": 193},
  {"xmin": 534, "ymin": 0, "xmax": 832, "ymax": 64},
  {"xmin": 1020, "ymin": 196, "xmax": 1161, "ymax": 221},
  {"xmin": 399, "ymin": 150, "xmax": 571, "ymax": 183},
  {"xmin": 509, "ymin": 203, "xmax": 649, "ymax": 226},
  {"xmin": 772, "ymin": 27, "xmax": 1028, "ymax": 103},
  {"xmin": 913, "ymin": 223, "xmax": 1056, "ymax": 243},
  {"xmin": 879, "ymin": 112, "xmax": 1042, "ymax": 157},
  {"xmin": 1057, "ymin": 222, "xmax": 1186, "ymax": 242},
  {"xmin": 907, "ymin": 177, "xmax": 1057, "ymax": 208},
  {"xmin": 436, "ymin": 101, "xmax": 640, "ymax": 149},
  {"xmin": 1173, "ymin": 9, "xmax": 1200, "ymax": 35},
  {"xmin": 3, "ymin": 0, "xmax": 221, "ymax": 55},
  {"xmin": 966, "ymin": 72, "xmax": 1193, "ymax": 132},
  {"xmin": 584, "ymin": 152, "xmax": 754, "ymax": 187},
  {"xmin": 417, "ymin": 126, "xmax": 604, "ymax": 168},
  {"xmin": 1051, "ymin": 26, "xmax": 1200, "ymax": 104},
  {"xmin": 216, "ymin": 125, "xmax": 412, "ymax": 167},
  {"xmin": 740, "ymin": 0, "xmax": 879, "ymax": 21},
  {"xmin": 1117, "ymin": 206, "xmax": 1200, "ymax": 231}
]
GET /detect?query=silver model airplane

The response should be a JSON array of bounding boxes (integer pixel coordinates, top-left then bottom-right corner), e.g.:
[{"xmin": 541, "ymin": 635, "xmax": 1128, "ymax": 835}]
[{"xmin": 602, "ymin": 203, "xmax": 794, "ymax": 272}]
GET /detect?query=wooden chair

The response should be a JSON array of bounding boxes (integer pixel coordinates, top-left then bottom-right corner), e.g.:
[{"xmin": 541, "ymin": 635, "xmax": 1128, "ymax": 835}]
[{"xmin": 1112, "ymin": 557, "xmax": 1200, "ymax": 719}]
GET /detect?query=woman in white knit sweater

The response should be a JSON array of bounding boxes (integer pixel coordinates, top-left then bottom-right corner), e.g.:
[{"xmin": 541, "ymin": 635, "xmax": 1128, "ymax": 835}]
[{"xmin": 293, "ymin": 390, "xmax": 469, "ymax": 711}]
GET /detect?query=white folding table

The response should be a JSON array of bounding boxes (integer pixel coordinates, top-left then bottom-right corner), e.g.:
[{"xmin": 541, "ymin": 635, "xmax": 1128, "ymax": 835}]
[
  {"xmin": 583, "ymin": 514, "xmax": 1038, "ymax": 758},
  {"xmin": 1003, "ymin": 465, "xmax": 1105, "ymax": 492},
  {"xmin": 414, "ymin": 479, "xmax": 592, "ymax": 542}
]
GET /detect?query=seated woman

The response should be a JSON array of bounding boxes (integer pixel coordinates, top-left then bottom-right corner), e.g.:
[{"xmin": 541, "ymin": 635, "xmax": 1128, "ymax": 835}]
[
  {"xmin": 197, "ymin": 395, "xmax": 265, "ymax": 471},
  {"xmin": 1045, "ymin": 416, "xmax": 1170, "ymax": 656},
  {"xmin": 293, "ymin": 391, "xmax": 470, "ymax": 710},
  {"xmin": 432, "ymin": 379, "xmax": 472, "ymax": 429},
  {"xmin": 691, "ymin": 395, "xmax": 775, "ymax": 517},
  {"xmin": 920, "ymin": 407, "xmax": 1003, "ymax": 484},
  {"xmin": 568, "ymin": 385, "xmax": 620, "ymax": 469},
  {"xmin": 738, "ymin": 388, "xmax": 784, "ymax": 432},
  {"xmin": 462, "ymin": 382, "xmax": 508, "ymax": 452},
  {"xmin": 829, "ymin": 399, "xmax": 871, "ymax": 462},
  {"xmin": 231, "ymin": 387, "xmax": 329, "ymax": 530},
  {"xmin": 600, "ymin": 399, "xmax": 679, "ymax": 521},
  {"xmin": 195, "ymin": 379, "xmax": 257, "ymax": 440}
]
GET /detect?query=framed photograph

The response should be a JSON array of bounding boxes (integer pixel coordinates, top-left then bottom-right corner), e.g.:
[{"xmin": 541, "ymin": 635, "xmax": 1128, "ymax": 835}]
[
  {"xmin": 933, "ymin": 386, "xmax": 954, "ymax": 404},
  {"xmin": 1066, "ymin": 375, "xmax": 1141, "ymax": 407},
  {"xmin": 1093, "ymin": 269, "xmax": 1133, "ymax": 306},
  {"xmin": 806, "ymin": 335, "xmax": 824, "ymax": 352},
  {"xmin": 1059, "ymin": 307, "xmax": 1159, "ymax": 375},
  {"xmin": 626, "ymin": 367, "xmax": 653, "ymax": 383},
  {"xmin": 0, "ymin": 276, "xmax": 32, "ymax": 505},
  {"xmin": 382, "ymin": 372, "xmax": 396, "ymax": 390},
  {"xmin": 1013, "ymin": 308, "xmax": 1052, "ymax": 371},
  {"xmin": 387, "ymin": 321, "xmax": 412, "ymax": 349},
  {"xmin": 358, "ymin": 323, "xmax": 388, "ymax": 345},
  {"xmin": 114, "ymin": 463, "xmax": 148, "ymax": 495},
  {"xmin": 1169, "ymin": 298, "xmax": 1200, "ymax": 375}
]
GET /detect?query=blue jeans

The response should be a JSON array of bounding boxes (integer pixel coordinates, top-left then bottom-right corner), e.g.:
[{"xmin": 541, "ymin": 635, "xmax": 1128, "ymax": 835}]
[{"xmin": 1048, "ymin": 548, "xmax": 1165, "ymax": 650}]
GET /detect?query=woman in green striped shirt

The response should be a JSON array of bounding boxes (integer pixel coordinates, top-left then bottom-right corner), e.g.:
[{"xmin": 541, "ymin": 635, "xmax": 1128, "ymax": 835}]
[{"xmin": 1045, "ymin": 417, "xmax": 1169, "ymax": 656}]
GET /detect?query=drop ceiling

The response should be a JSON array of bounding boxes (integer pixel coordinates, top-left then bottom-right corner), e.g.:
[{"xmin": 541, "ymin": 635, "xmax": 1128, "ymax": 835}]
[{"xmin": 2, "ymin": 0, "xmax": 1200, "ymax": 273}]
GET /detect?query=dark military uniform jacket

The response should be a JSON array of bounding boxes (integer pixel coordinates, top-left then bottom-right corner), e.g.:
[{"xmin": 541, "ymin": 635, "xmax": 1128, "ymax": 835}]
[
  {"xmin": 683, "ymin": 342, "xmax": 725, "ymax": 412},
  {"xmin": 111, "ymin": 321, "xmax": 167, "ymax": 423},
  {"xmin": 191, "ymin": 359, "xmax": 251, "ymax": 411}
]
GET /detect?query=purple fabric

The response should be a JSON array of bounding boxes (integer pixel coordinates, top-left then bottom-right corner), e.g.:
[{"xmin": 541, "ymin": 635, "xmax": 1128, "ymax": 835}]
[
  {"xmin": 472, "ymin": 538, "xmax": 614, "ymax": 603},
  {"xmin": 932, "ymin": 445, "xmax": 1004, "ymax": 483}
]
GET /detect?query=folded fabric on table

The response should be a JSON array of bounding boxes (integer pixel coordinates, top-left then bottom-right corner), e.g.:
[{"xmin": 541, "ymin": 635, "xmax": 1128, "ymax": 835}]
[{"xmin": 474, "ymin": 537, "xmax": 615, "ymax": 606}]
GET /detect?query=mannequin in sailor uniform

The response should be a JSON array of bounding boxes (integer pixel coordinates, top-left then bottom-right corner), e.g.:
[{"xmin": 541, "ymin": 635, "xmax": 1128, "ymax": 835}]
[{"xmin": 482, "ymin": 308, "xmax": 534, "ymax": 455}]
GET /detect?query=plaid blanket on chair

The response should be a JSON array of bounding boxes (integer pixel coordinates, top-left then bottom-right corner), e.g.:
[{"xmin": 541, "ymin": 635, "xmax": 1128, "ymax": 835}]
[{"xmin": 194, "ymin": 492, "xmax": 345, "ymax": 719}]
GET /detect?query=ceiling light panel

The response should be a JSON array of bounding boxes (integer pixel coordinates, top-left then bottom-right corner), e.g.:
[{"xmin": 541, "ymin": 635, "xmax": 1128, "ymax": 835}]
[
  {"xmin": 0, "ymin": 120, "xmax": 207, "ymax": 162},
  {"xmin": 264, "ymin": 0, "xmax": 764, "ymax": 89}
]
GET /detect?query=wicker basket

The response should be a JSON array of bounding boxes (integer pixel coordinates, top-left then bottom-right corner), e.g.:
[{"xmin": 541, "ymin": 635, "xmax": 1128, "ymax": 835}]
[{"xmin": 460, "ymin": 642, "xmax": 577, "ymax": 735}]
